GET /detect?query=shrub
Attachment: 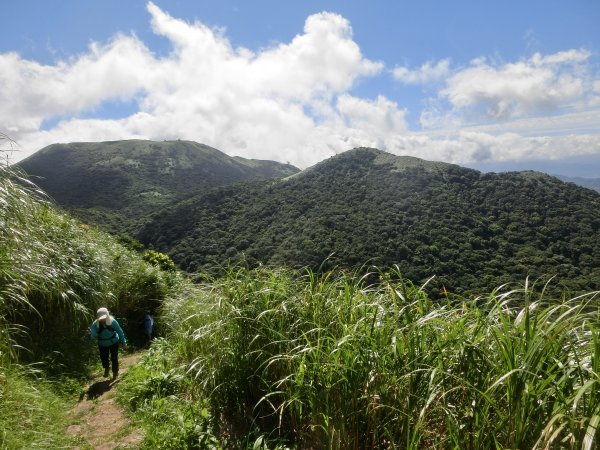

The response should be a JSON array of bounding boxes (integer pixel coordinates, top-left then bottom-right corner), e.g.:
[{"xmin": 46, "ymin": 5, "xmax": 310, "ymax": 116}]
[{"xmin": 143, "ymin": 249, "xmax": 176, "ymax": 272}]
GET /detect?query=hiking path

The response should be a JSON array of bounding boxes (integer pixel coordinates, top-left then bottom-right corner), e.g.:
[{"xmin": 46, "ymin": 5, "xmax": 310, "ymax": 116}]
[{"xmin": 67, "ymin": 353, "xmax": 142, "ymax": 450}]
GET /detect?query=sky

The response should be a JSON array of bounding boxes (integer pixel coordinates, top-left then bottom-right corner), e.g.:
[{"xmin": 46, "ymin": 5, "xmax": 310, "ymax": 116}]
[{"xmin": 1, "ymin": 0, "xmax": 600, "ymax": 176}]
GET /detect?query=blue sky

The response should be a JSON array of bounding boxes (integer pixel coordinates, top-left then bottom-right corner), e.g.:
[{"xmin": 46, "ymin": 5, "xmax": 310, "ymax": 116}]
[{"xmin": 2, "ymin": 1, "xmax": 599, "ymax": 175}]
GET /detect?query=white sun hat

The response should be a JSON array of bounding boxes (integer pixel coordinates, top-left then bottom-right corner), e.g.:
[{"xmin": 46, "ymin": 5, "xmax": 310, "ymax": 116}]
[{"xmin": 96, "ymin": 307, "xmax": 113, "ymax": 326}]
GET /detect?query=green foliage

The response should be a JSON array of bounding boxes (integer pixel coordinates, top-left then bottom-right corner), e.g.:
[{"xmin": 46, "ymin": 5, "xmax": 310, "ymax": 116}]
[
  {"xmin": 1, "ymin": 165, "xmax": 96, "ymax": 370},
  {"xmin": 139, "ymin": 148, "xmax": 600, "ymax": 296},
  {"xmin": 17, "ymin": 140, "xmax": 299, "ymax": 235},
  {"xmin": 119, "ymin": 339, "xmax": 184, "ymax": 411},
  {"xmin": 118, "ymin": 234, "xmax": 147, "ymax": 252},
  {"xmin": 118, "ymin": 339, "xmax": 222, "ymax": 449},
  {"xmin": 0, "ymin": 366, "xmax": 76, "ymax": 449},
  {"xmin": 159, "ymin": 266, "xmax": 599, "ymax": 449},
  {"xmin": 20, "ymin": 143, "xmax": 600, "ymax": 297},
  {"xmin": 143, "ymin": 249, "xmax": 176, "ymax": 271},
  {"xmin": 106, "ymin": 248, "xmax": 183, "ymax": 347},
  {"xmin": 0, "ymin": 162, "xmax": 181, "ymax": 371},
  {"xmin": 0, "ymin": 159, "xmax": 187, "ymax": 447}
]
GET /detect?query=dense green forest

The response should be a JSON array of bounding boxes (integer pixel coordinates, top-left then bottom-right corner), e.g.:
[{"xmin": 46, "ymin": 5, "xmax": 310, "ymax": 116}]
[
  {"xmin": 17, "ymin": 140, "xmax": 299, "ymax": 235},
  {"xmin": 139, "ymin": 148, "xmax": 600, "ymax": 296},
  {"xmin": 1, "ymin": 152, "xmax": 599, "ymax": 448},
  {"xmin": 18, "ymin": 142, "xmax": 600, "ymax": 298}
]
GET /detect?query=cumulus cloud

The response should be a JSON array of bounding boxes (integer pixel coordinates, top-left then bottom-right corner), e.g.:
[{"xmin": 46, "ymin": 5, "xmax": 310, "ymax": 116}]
[
  {"xmin": 1, "ymin": 2, "xmax": 386, "ymax": 167},
  {"xmin": 444, "ymin": 53, "xmax": 586, "ymax": 119},
  {"xmin": 417, "ymin": 49, "xmax": 598, "ymax": 125},
  {"xmin": 337, "ymin": 95, "xmax": 407, "ymax": 136},
  {"xmin": 1, "ymin": 2, "xmax": 599, "ymax": 170},
  {"xmin": 393, "ymin": 59, "xmax": 451, "ymax": 84},
  {"xmin": 381, "ymin": 127, "xmax": 600, "ymax": 166},
  {"xmin": 0, "ymin": 36, "xmax": 152, "ymax": 133}
]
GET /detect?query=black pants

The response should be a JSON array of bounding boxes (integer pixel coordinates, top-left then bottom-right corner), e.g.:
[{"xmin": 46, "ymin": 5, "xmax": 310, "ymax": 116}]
[{"xmin": 99, "ymin": 342, "xmax": 119, "ymax": 375}]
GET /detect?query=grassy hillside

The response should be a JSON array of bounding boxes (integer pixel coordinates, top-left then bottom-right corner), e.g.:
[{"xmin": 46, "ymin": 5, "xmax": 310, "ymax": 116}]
[
  {"xmin": 139, "ymin": 147, "xmax": 600, "ymax": 296},
  {"xmin": 0, "ymin": 162, "xmax": 184, "ymax": 447},
  {"xmin": 17, "ymin": 139, "xmax": 299, "ymax": 235}
]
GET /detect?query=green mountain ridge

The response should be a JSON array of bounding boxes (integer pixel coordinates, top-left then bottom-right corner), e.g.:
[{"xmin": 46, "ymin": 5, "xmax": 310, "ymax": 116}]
[
  {"xmin": 17, "ymin": 139, "xmax": 299, "ymax": 234},
  {"xmin": 3, "ymin": 157, "xmax": 599, "ymax": 449},
  {"xmin": 139, "ymin": 147, "xmax": 600, "ymax": 295},
  {"xmin": 17, "ymin": 142, "xmax": 600, "ymax": 296}
]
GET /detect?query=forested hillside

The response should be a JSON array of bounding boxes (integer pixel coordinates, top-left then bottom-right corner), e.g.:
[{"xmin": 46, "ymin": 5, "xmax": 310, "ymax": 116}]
[
  {"xmin": 16, "ymin": 141, "xmax": 600, "ymax": 296},
  {"xmin": 17, "ymin": 139, "xmax": 299, "ymax": 234},
  {"xmin": 2, "ymin": 150, "xmax": 598, "ymax": 449},
  {"xmin": 139, "ymin": 147, "xmax": 600, "ymax": 295}
]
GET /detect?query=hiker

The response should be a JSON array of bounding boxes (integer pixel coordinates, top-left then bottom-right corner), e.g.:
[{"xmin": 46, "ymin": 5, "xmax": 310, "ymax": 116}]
[
  {"xmin": 89, "ymin": 307, "xmax": 127, "ymax": 379},
  {"xmin": 143, "ymin": 313, "xmax": 154, "ymax": 345}
]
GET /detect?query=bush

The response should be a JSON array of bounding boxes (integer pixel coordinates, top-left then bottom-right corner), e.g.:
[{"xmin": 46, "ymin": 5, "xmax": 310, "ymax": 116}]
[{"xmin": 143, "ymin": 249, "xmax": 176, "ymax": 272}]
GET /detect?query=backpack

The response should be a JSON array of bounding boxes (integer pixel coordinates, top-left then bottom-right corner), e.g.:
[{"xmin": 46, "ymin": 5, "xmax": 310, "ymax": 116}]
[{"xmin": 98, "ymin": 323, "xmax": 117, "ymax": 342}]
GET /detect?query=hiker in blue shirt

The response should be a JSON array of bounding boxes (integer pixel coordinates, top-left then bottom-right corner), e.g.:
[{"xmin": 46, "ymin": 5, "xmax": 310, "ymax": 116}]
[
  {"xmin": 89, "ymin": 307, "xmax": 127, "ymax": 379},
  {"xmin": 143, "ymin": 313, "xmax": 154, "ymax": 346}
]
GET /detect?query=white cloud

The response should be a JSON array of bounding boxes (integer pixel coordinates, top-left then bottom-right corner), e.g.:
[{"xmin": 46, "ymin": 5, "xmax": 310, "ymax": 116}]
[
  {"xmin": 2, "ymin": 3, "xmax": 388, "ymax": 168},
  {"xmin": 337, "ymin": 95, "xmax": 407, "ymax": 135},
  {"xmin": 393, "ymin": 59, "xmax": 450, "ymax": 84},
  {"xmin": 381, "ymin": 128, "xmax": 600, "ymax": 166},
  {"xmin": 531, "ymin": 49, "xmax": 591, "ymax": 65},
  {"xmin": 0, "ymin": 36, "xmax": 151, "ymax": 134},
  {"xmin": 250, "ymin": 12, "xmax": 383, "ymax": 100},
  {"xmin": 591, "ymin": 80, "xmax": 600, "ymax": 106},
  {"xmin": 1, "ymin": 3, "xmax": 599, "ymax": 171},
  {"xmin": 432, "ymin": 50, "xmax": 595, "ymax": 123}
]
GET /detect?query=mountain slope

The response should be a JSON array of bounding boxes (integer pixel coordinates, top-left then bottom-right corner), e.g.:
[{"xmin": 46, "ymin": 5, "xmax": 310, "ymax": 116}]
[
  {"xmin": 17, "ymin": 140, "xmax": 299, "ymax": 234},
  {"xmin": 139, "ymin": 147, "xmax": 600, "ymax": 295},
  {"xmin": 555, "ymin": 174, "xmax": 600, "ymax": 193}
]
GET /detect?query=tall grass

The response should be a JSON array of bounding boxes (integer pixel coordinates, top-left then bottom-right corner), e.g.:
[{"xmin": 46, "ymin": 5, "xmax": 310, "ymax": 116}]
[
  {"xmin": 1, "ymin": 162, "xmax": 179, "ymax": 370},
  {"xmin": 160, "ymin": 266, "xmax": 599, "ymax": 449},
  {"xmin": 0, "ymin": 364, "xmax": 75, "ymax": 449},
  {"xmin": 1, "ymin": 156, "xmax": 183, "ymax": 447},
  {"xmin": 1, "ymin": 164, "xmax": 98, "ymax": 365}
]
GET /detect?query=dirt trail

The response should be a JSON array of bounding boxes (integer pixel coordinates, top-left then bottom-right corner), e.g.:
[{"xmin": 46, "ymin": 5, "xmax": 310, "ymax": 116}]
[{"xmin": 67, "ymin": 353, "xmax": 142, "ymax": 450}]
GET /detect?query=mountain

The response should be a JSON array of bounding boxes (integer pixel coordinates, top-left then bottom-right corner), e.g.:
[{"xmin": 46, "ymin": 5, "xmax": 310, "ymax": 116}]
[
  {"xmin": 555, "ymin": 175, "xmax": 600, "ymax": 193},
  {"xmin": 138, "ymin": 147, "xmax": 600, "ymax": 296},
  {"xmin": 465, "ymin": 156, "xmax": 600, "ymax": 183},
  {"xmin": 17, "ymin": 140, "xmax": 299, "ymax": 234}
]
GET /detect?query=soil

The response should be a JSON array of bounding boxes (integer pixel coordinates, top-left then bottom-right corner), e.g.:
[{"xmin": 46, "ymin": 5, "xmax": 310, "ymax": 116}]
[{"xmin": 67, "ymin": 353, "xmax": 143, "ymax": 450}]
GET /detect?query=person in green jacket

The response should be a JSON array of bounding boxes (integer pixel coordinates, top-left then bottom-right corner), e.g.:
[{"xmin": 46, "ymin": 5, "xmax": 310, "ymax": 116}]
[{"xmin": 89, "ymin": 307, "xmax": 127, "ymax": 379}]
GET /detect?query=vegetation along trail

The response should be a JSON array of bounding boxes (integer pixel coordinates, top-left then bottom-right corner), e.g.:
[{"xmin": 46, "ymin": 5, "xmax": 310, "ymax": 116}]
[
  {"xmin": 2, "ymin": 141, "xmax": 598, "ymax": 448},
  {"xmin": 67, "ymin": 353, "xmax": 142, "ymax": 449}
]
